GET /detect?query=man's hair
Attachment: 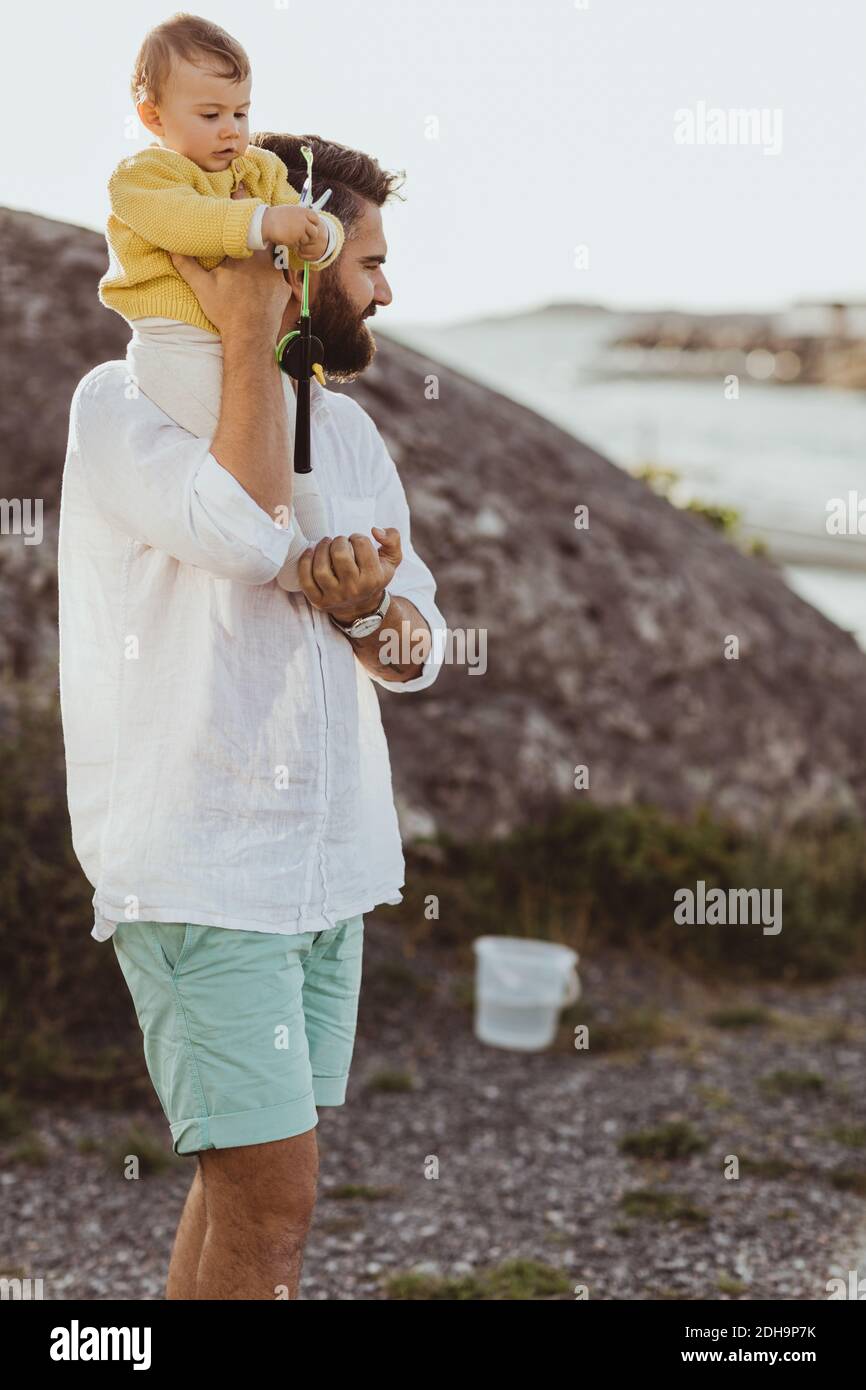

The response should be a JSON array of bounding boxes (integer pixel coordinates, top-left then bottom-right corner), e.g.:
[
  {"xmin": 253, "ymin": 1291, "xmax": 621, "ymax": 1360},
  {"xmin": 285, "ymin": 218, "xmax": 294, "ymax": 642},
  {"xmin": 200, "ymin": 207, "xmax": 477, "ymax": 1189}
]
[
  {"xmin": 251, "ymin": 132, "xmax": 406, "ymax": 238},
  {"xmin": 131, "ymin": 12, "xmax": 250, "ymax": 106}
]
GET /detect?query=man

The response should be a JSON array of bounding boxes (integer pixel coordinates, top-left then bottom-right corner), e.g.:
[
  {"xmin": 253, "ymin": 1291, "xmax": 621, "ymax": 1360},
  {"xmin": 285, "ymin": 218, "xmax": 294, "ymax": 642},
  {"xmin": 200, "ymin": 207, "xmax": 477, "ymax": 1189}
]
[{"xmin": 57, "ymin": 134, "xmax": 447, "ymax": 1299}]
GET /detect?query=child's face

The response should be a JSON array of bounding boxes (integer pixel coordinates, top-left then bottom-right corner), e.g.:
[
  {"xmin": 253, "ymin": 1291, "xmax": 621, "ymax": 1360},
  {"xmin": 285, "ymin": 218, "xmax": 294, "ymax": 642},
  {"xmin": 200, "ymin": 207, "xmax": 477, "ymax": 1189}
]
[{"xmin": 139, "ymin": 57, "xmax": 252, "ymax": 172}]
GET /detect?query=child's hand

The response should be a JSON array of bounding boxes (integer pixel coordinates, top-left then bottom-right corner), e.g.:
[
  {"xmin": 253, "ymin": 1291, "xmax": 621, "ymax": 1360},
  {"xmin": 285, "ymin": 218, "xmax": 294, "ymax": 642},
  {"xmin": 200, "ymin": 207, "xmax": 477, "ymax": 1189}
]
[{"xmin": 262, "ymin": 205, "xmax": 329, "ymax": 261}]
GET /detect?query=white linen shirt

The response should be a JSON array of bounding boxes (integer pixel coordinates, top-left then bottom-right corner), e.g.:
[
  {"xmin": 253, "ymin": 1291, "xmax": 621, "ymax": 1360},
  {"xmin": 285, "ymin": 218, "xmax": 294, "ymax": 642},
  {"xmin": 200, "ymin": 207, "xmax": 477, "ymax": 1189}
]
[{"xmin": 58, "ymin": 360, "xmax": 447, "ymax": 942}]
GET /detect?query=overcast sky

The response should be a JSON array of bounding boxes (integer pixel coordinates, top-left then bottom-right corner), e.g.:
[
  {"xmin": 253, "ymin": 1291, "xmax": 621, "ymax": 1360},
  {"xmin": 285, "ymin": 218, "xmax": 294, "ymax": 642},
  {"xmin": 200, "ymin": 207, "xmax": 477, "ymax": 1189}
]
[{"xmin": 7, "ymin": 0, "xmax": 865, "ymax": 323}]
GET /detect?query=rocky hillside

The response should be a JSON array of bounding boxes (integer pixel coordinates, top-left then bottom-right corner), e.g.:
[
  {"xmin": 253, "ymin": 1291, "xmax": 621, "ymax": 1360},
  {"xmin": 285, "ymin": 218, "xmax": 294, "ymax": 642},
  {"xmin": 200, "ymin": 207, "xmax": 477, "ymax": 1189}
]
[{"xmin": 3, "ymin": 207, "xmax": 866, "ymax": 840}]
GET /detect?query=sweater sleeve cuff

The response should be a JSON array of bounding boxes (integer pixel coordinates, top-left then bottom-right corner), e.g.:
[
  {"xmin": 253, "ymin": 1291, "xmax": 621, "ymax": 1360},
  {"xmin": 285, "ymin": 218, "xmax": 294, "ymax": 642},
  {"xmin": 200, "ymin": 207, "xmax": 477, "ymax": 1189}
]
[{"xmin": 222, "ymin": 197, "xmax": 264, "ymax": 259}]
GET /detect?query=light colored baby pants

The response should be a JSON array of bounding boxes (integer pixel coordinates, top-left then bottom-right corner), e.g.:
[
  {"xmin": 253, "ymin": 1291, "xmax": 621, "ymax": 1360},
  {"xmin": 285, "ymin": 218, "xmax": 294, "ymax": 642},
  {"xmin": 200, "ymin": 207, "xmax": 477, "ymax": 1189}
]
[{"xmin": 126, "ymin": 319, "xmax": 328, "ymax": 591}]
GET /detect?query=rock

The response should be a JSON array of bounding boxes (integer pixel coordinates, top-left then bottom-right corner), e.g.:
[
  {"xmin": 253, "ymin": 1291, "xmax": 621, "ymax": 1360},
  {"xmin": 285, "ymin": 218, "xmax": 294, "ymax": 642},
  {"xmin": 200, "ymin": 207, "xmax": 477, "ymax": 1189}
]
[
  {"xmin": 4, "ymin": 208, "xmax": 866, "ymax": 837},
  {"xmin": 472, "ymin": 505, "xmax": 508, "ymax": 538}
]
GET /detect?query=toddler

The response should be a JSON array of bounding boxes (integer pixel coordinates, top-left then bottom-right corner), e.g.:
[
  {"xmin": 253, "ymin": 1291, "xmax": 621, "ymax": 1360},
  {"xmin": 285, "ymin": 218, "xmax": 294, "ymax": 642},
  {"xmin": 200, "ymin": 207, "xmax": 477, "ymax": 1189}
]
[{"xmin": 99, "ymin": 13, "xmax": 345, "ymax": 590}]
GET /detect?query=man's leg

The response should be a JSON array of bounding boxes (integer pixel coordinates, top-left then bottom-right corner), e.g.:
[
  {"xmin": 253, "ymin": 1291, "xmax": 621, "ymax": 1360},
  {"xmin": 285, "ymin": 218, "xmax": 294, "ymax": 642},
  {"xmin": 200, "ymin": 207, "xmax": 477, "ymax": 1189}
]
[
  {"xmin": 194, "ymin": 1129, "xmax": 320, "ymax": 1299},
  {"xmin": 111, "ymin": 918, "xmax": 352, "ymax": 1297},
  {"xmin": 166, "ymin": 1161, "xmax": 208, "ymax": 1300}
]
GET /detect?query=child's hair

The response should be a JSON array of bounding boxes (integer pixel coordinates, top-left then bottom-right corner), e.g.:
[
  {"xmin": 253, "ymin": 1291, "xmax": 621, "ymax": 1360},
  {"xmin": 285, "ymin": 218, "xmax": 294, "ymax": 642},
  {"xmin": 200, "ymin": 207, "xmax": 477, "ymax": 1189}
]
[{"xmin": 131, "ymin": 12, "xmax": 250, "ymax": 106}]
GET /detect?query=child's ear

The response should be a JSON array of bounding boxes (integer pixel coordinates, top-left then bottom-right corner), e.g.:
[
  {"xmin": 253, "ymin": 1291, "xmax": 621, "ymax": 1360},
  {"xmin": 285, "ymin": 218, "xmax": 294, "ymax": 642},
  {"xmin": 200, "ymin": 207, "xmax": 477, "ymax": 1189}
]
[{"xmin": 136, "ymin": 100, "xmax": 163, "ymax": 138}]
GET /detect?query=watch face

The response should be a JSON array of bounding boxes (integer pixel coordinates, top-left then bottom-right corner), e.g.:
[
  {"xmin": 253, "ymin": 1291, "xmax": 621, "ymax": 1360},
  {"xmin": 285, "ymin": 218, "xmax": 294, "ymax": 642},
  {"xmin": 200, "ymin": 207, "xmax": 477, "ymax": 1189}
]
[{"xmin": 349, "ymin": 613, "xmax": 384, "ymax": 639}]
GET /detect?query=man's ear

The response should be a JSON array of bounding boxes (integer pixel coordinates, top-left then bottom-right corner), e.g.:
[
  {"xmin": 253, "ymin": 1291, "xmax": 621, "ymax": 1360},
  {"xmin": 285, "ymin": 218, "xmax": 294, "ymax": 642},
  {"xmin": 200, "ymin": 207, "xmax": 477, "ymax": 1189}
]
[
  {"xmin": 279, "ymin": 261, "xmax": 306, "ymax": 299},
  {"xmin": 137, "ymin": 100, "xmax": 164, "ymax": 138},
  {"xmin": 276, "ymin": 265, "xmax": 305, "ymax": 338}
]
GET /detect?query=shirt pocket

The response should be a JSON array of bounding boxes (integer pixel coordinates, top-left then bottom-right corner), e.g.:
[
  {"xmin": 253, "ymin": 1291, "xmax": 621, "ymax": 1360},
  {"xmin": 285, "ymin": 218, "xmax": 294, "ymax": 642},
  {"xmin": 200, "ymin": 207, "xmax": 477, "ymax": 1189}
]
[{"xmin": 329, "ymin": 492, "xmax": 377, "ymax": 542}]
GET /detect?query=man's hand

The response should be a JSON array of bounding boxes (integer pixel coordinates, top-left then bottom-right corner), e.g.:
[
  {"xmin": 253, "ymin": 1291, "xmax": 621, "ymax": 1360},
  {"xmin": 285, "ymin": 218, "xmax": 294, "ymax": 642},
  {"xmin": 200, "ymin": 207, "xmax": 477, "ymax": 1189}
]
[
  {"xmin": 169, "ymin": 248, "xmax": 289, "ymax": 340},
  {"xmin": 301, "ymin": 526, "xmax": 432, "ymax": 683},
  {"xmin": 299, "ymin": 525, "xmax": 402, "ymax": 620}
]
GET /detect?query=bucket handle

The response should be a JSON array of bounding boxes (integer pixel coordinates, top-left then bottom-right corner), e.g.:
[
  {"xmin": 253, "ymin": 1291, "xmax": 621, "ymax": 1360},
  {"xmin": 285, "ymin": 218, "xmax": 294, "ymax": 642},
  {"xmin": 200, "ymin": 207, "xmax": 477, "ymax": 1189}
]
[{"xmin": 562, "ymin": 965, "xmax": 580, "ymax": 1007}]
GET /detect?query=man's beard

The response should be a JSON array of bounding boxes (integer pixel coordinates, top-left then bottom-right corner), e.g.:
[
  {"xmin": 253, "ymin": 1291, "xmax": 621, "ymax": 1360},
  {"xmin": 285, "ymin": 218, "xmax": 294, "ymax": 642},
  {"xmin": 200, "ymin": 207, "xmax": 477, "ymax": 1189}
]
[{"xmin": 314, "ymin": 276, "xmax": 378, "ymax": 382}]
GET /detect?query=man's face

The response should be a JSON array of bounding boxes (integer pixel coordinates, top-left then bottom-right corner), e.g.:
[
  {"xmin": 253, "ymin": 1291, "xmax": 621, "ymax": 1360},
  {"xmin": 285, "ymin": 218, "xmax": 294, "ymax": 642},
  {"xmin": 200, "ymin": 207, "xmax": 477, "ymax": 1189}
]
[{"xmin": 303, "ymin": 201, "xmax": 393, "ymax": 380}]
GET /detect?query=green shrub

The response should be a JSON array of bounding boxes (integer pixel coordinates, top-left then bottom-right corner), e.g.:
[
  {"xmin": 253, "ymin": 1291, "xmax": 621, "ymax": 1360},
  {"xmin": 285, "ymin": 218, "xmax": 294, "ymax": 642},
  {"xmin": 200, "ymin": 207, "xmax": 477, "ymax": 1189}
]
[
  {"xmin": 830, "ymin": 1169, "xmax": 866, "ymax": 1196},
  {"xmin": 365, "ymin": 1070, "xmax": 416, "ymax": 1094},
  {"xmin": 4, "ymin": 683, "xmax": 866, "ymax": 1104},
  {"xmin": 760, "ymin": 1070, "xmax": 826, "ymax": 1096},
  {"xmin": 0, "ymin": 688, "xmax": 140, "ymax": 1102},
  {"xmin": 384, "ymin": 1258, "xmax": 572, "ymax": 1301},
  {"xmin": 706, "ymin": 1006, "xmax": 773, "ymax": 1029},
  {"xmin": 620, "ymin": 1120, "xmax": 709, "ymax": 1160},
  {"xmin": 399, "ymin": 799, "xmax": 866, "ymax": 981},
  {"xmin": 619, "ymin": 1189, "xmax": 709, "ymax": 1226}
]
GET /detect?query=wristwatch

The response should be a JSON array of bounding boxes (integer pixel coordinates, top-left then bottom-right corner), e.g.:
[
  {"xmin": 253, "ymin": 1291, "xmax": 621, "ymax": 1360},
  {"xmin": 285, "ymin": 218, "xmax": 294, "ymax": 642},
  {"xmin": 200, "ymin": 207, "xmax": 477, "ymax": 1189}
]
[{"xmin": 328, "ymin": 588, "xmax": 391, "ymax": 640}]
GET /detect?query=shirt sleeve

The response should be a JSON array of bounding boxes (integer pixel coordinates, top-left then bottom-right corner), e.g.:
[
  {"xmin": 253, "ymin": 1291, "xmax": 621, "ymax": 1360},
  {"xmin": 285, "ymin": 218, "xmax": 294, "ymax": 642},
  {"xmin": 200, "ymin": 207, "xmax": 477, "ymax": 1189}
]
[
  {"xmin": 108, "ymin": 149, "xmax": 263, "ymax": 259},
  {"xmin": 246, "ymin": 202, "xmax": 268, "ymax": 250},
  {"xmin": 365, "ymin": 422, "xmax": 448, "ymax": 694},
  {"xmin": 72, "ymin": 367, "xmax": 296, "ymax": 585},
  {"xmin": 311, "ymin": 217, "xmax": 337, "ymax": 266}
]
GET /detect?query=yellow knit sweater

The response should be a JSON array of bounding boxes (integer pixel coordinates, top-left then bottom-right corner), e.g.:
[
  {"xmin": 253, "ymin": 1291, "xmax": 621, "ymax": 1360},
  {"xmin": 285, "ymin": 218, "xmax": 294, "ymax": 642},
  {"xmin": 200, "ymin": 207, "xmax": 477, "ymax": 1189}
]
[{"xmin": 98, "ymin": 144, "xmax": 345, "ymax": 334}]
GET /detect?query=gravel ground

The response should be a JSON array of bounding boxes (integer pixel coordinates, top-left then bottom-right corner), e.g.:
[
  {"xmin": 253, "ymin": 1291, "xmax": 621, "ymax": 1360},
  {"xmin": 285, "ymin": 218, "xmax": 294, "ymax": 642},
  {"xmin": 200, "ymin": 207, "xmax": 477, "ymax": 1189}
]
[{"xmin": 2, "ymin": 922, "xmax": 865, "ymax": 1301}]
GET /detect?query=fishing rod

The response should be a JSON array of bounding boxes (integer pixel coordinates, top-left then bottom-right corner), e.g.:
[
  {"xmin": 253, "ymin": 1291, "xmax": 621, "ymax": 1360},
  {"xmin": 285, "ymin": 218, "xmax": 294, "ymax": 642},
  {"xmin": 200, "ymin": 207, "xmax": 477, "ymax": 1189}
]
[
  {"xmin": 271, "ymin": 144, "xmax": 331, "ymax": 591},
  {"xmin": 274, "ymin": 144, "xmax": 327, "ymax": 474}
]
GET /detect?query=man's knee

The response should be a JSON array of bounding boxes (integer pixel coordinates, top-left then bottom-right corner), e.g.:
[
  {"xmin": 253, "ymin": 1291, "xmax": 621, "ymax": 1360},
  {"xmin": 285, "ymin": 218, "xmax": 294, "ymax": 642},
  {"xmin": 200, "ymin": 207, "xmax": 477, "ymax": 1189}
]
[{"xmin": 198, "ymin": 1128, "xmax": 319, "ymax": 1230}]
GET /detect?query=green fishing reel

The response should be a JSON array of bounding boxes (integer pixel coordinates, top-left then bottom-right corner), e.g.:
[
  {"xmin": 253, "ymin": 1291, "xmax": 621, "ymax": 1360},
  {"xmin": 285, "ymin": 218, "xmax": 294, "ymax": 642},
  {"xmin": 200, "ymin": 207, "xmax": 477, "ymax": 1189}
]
[{"xmin": 275, "ymin": 328, "xmax": 326, "ymax": 386}]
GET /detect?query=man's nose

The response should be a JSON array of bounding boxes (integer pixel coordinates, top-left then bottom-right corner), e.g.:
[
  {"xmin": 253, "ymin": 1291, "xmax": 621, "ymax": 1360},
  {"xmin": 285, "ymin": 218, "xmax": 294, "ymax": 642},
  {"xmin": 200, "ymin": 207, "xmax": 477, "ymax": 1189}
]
[
  {"xmin": 220, "ymin": 120, "xmax": 240, "ymax": 141},
  {"xmin": 374, "ymin": 273, "xmax": 393, "ymax": 307}
]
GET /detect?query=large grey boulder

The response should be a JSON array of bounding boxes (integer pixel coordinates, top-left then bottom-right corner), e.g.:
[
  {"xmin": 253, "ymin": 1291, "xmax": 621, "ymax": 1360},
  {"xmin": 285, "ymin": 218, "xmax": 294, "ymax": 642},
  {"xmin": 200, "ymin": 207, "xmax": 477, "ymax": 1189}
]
[{"xmin": 2, "ymin": 208, "xmax": 865, "ymax": 839}]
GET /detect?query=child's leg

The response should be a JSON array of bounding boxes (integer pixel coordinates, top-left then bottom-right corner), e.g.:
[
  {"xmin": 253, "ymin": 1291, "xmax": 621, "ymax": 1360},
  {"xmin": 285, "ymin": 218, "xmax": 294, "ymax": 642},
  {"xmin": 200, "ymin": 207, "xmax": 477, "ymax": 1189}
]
[{"xmin": 127, "ymin": 325, "xmax": 326, "ymax": 592}]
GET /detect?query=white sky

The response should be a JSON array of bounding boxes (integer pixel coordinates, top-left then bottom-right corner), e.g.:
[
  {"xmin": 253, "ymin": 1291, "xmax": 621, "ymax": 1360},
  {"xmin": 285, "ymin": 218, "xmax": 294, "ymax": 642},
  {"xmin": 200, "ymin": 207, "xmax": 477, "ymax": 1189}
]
[{"xmin": 7, "ymin": 0, "xmax": 865, "ymax": 323}]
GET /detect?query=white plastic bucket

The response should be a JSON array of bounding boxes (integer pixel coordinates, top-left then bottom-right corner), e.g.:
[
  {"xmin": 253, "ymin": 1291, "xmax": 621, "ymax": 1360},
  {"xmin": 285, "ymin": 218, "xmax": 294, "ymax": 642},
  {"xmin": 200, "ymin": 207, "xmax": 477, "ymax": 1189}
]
[{"xmin": 472, "ymin": 936, "xmax": 580, "ymax": 1051}]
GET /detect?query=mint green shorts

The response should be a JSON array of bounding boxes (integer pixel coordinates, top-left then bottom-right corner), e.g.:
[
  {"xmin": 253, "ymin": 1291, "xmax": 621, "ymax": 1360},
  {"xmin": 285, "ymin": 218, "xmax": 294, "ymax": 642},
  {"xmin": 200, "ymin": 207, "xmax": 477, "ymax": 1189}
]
[{"xmin": 112, "ymin": 916, "xmax": 364, "ymax": 1156}]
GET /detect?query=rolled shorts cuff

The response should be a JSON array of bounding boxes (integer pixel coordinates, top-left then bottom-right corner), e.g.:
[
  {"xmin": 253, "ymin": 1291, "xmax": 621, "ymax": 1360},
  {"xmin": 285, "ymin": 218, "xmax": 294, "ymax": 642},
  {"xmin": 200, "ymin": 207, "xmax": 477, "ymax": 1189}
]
[
  {"xmin": 170, "ymin": 1078, "xmax": 350, "ymax": 1155},
  {"xmin": 171, "ymin": 1092, "xmax": 320, "ymax": 1156},
  {"xmin": 313, "ymin": 1074, "xmax": 349, "ymax": 1107}
]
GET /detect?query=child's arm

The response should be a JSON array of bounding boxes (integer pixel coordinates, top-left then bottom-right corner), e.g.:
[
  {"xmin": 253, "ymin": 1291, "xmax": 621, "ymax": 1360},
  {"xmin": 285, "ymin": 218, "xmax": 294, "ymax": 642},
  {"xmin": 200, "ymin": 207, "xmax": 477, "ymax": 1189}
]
[
  {"xmin": 260, "ymin": 204, "xmax": 336, "ymax": 266},
  {"xmin": 108, "ymin": 149, "xmax": 265, "ymax": 259},
  {"xmin": 268, "ymin": 198, "xmax": 345, "ymax": 272}
]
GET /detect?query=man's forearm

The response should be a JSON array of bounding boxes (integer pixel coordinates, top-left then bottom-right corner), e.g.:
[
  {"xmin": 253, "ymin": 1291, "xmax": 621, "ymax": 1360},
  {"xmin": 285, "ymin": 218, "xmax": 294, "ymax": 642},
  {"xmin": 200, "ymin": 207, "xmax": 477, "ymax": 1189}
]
[
  {"xmin": 340, "ymin": 594, "xmax": 431, "ymax": 683},
  {"xmin": 209, "ymin": 331, "xmax": 292, "ymax": 521}
]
